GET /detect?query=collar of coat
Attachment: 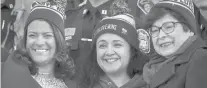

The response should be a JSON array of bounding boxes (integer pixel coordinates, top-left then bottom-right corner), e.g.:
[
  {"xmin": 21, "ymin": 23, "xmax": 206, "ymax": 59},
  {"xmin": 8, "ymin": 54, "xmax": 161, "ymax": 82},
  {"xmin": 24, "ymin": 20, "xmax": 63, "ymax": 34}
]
[
  {"xmin": 98, "ymin": 74, "xmax": 146, "ymax": 88},
  {"xmin": 149, "ymin": 36, "xmax": 206, "ymax": 88},
  {"xmin": 83, "ymin": 0, "xmax": 114, "ymax": 17}
]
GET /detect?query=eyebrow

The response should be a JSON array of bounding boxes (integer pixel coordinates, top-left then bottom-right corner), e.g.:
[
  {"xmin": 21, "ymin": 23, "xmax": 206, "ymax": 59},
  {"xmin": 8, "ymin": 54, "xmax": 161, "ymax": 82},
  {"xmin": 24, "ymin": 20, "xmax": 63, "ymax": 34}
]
[
  {"xmin": 97, "ymin": 40, "xmax": 106, "ymax": 44},
  {"xmin": 27, "ymin": 31, "xmax": 53, "ymax": 34},
  {"xmin": 42, "ymin": 32, "xmax": 53, "ymax": 34},
  {"xmin": 113, "ymin": 40, "xmax": 123, "ymax": 43}
]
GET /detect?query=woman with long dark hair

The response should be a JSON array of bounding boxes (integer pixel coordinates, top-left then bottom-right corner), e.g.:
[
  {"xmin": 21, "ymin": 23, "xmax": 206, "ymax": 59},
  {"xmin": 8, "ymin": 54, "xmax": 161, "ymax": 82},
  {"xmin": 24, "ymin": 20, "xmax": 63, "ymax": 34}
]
[
  {"xmin": 78, "ymin": 12, "xmax": 147, "ymax": 88},
  {"xmin": 2, "ymin": 1, "xmax": 76, "ymax": 88}
]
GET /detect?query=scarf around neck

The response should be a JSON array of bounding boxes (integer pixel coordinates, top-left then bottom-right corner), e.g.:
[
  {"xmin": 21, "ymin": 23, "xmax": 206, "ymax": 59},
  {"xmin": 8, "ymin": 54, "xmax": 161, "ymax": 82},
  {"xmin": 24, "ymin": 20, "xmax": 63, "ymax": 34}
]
[{"xmin": 143, "ymin": 35, "xmax": 197, "ymax": 84}]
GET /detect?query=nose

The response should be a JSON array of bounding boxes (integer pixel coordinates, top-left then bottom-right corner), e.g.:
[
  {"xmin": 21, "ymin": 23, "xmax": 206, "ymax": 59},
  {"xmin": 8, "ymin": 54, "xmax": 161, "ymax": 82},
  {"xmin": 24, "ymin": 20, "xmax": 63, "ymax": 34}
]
[
  {"xmin": 105, "ymin": 45, "xmax": 115, "ymax": 56},
  {"xmin": 35, "ymin": 35, "xmax": 45, "ymax": 46},
  {"xmin": 158, "ymin": 29, "xmax": 168, "ymax": 39}
]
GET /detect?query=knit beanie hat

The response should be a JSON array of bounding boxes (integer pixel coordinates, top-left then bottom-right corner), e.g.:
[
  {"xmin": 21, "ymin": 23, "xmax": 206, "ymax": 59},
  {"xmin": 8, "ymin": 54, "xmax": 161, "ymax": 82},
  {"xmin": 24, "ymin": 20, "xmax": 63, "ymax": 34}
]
[
  {"xmin": 25, "ymin": 1, "xmax": 66, "ymax": 37},
  {"xmin": 151, "ymin": 0, "xmax": 197, "ymax": 34},
  {"xmin": 92, "ymin": 14, "xmax": 139, "ymax": 50}
]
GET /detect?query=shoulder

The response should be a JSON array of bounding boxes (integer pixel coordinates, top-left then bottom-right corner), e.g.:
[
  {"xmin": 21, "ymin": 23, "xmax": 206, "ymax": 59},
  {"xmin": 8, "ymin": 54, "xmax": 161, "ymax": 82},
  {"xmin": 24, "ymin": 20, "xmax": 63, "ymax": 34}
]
[
  {"xmin": 187, "ymin": 45, "xmax": 207, "ymax": 70},
  {"xmin": 128, "ymin": 74, "xmax": 147, "ymax": 88},
  {"xmin": 190, "ymin": 46, "xmax": 207, "ymax": 61},
  {"xmin": 2, "ymin": 52, "xmax": 41, "ymax": 88},
  {"xmin": 2, "ymin": 51, "xmax": 30, "ymax": 78},
  {"xmin": 185, "ymin": 47, "xmax": 207, "ymax": 88},
  {"xmin": 2, "ymin": 52, "xmax": 27, "ymax": 69},
  {"xmin": 64, "ymin": 74, "xmax": 79, "ymax": 88},
  {"xmin": 64, "ymin": 79, "xmax": 78, "ymax": 88}
]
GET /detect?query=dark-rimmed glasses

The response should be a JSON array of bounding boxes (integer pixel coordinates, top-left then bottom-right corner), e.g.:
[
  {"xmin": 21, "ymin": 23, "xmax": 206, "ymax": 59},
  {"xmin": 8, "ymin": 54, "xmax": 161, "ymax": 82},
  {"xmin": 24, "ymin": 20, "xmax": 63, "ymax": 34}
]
[{"xmin": 148, "ymin": 22, "xmax": 183, "ymax": 38}]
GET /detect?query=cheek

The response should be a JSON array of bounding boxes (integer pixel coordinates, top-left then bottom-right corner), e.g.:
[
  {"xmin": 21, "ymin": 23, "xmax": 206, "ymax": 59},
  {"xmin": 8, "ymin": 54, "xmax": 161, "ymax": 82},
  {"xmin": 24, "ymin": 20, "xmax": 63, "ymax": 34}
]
[
  {"xmin": 152, "ymin": 38, "xmax": 158, "ymax": 48},
  {"xmin": 119, "ymin": 47, "xmax": 130, "ymax": 62},
  {"xmin": 96, "ymin": 48, "xmax": 105, "ymax": 60},
  {"xmin": 49, "ymin": 38, "xmax": 56, "ymax": 49},
  {"xmin": 26, "ymin": 38, "xmax": 35, "ymax": 48}
]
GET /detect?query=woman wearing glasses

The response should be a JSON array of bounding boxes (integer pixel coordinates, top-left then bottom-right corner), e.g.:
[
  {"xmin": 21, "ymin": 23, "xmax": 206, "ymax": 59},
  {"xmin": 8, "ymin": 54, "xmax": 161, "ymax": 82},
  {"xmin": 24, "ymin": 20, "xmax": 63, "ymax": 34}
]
[{"xmin": 143, "ymin": 0, "xmax": 207, "ymax": 88}]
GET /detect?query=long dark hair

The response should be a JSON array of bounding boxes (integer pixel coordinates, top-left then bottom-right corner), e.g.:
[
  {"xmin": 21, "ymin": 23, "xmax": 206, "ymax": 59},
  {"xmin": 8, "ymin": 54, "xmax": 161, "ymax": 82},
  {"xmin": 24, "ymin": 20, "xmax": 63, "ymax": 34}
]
[
  {"xmin": 78, "ymin": 0, "xmax": 147, "ymax": 87},
  {"xmin": 13, "ymin": 19, "xmax": 75, "ymax": 82},
  {"xmin": 78, "ymin": 44, "xmax": 145, "ymax": 88}
]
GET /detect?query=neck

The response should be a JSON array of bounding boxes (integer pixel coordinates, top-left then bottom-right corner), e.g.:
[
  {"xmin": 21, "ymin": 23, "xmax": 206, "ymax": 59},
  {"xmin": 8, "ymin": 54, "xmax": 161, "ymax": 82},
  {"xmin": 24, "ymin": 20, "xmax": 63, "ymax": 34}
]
[
  {"xmin": 89, "ymin": 0, "xmax": 109, "ymax": 7},
  {"xmin": 106, "ymin": 71, "xmax": 130, "ymax": 87},
  {"xmin": 36, "ymin": 61, "xmax": 55, "ymax": 77}
]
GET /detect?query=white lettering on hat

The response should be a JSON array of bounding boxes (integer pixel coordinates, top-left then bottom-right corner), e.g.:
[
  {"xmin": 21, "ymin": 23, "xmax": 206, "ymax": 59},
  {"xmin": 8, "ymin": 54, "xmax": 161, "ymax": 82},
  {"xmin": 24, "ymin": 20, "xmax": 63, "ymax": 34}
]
[
  {"xmin": 162, "ymin": 0, "xmax": 194, "ymax": 16},
  {"xmin": 122, "ymin": 28, "xmax": 127, "ymax": 35},
  {"xmin": 94, "ymin": 24, "xmax": 117, "ymax": 36}
]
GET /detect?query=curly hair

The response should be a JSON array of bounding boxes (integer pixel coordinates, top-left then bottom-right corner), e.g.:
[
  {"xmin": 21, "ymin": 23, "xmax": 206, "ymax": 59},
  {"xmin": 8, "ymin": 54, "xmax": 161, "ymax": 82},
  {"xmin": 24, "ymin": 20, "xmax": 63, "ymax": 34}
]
[{"xmin": 15, "ymin": 19, "xmax": 75, "ymax": 82}]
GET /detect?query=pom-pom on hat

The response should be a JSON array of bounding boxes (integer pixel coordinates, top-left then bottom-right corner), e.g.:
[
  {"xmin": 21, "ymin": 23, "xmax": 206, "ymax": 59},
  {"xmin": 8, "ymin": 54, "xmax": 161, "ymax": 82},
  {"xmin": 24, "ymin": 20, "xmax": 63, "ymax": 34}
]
[
  {"xmin": 25, "ymin": 1, "xmax": 66, "ymax": 37},
  {"xmin": 92, "ymin": 14, "xmax": 139, "ymax": 50},
  {"xmin": 152, "ymin": 0, "xmax": 197, "ymax": 34}
]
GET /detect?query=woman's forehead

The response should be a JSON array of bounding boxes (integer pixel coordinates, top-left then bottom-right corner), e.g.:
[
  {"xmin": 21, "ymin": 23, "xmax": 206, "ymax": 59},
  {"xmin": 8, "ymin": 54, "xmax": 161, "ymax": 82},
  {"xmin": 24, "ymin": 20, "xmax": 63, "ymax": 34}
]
[
  {"xmin": 153, "ymin": 14, "xmax": 178, "ymax": 26},
  {"xmin": 97, "ymin": 33, "xmax": 126, "ymax": 43},
  {"xmin": 27, "ymin": 20, "xmax": 53, "ymax": 33}
]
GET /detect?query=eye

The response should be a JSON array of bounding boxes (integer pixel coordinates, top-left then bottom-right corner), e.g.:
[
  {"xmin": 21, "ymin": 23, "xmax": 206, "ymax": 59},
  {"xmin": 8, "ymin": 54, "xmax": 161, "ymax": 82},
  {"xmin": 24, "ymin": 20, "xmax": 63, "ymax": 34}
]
[
  {"xmin": 163, "ymin": 22, "xmax": 174, "ymax": 28},
  {"xmin": 165, "ymin": 25, "xmax": 174, "ymax": 29},
  {"xmin": 114, "ymin": 43, "xmax": 123, "ymax": 48},
  {"xmin": 150, "ymin": 27, "xmax": 159, "ymax": 32},
  {"xmin": 98, "ymin": 43, "xmax": 107, "ymax": 49},
  {"xmin": 44, "ymin": 34, "xmax": 54, "ymax": 38},
  {"xmin": 28, "ymin": 33, "xmax": 37, "ymax": 38}
]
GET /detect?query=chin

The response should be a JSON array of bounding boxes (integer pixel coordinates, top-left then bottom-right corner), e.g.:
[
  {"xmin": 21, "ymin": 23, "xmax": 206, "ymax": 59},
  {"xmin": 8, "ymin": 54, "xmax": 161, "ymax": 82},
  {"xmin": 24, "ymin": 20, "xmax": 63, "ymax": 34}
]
[
  {"xmin": 103, "ymin": 68, "xmax": 119, "ymax": 74},
  {"xmin": 159, "ymin": 49, "xmax": 176, "ymax": 57},
  {"xmin": 32, "ymin": 56, "xmax": 51, "ymax": 63}
]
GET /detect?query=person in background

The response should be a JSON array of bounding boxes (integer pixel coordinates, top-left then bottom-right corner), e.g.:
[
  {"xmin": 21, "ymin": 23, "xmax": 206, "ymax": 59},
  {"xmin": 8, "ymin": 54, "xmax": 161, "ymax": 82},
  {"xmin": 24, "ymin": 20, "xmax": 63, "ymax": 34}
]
[
  {"xmin": 143, "ymin": 0, "xmax": 207, "ymax": 88},
  {"xmin": 193, "ymin": 0, "xmax": 207, "ymax": 20},
  {"xmin": 1, "ymin": 0, "xmax": 17, "ymax": 62},
  {"xmin": 2, "ymin": 1, "xmax": 76, "ymax": 88},
  {"xmin": 193, "ymin": 0, "xmax": 207, "ymax": 43},
  {"xmin": 78, "ymin": 12, "xmax": 147, "ymax": 88},
  {"xmin": 65, "ymin": 0, "xmax": 115, "ymax": 66}
]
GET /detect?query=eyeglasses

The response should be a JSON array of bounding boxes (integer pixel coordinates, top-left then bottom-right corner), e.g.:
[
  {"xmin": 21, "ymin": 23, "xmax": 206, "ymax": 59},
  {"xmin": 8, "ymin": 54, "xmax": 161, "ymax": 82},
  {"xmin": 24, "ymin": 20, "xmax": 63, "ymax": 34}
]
[{"xmin": 148, "ymin": 22, "xmax": 183, "ymax": 38}]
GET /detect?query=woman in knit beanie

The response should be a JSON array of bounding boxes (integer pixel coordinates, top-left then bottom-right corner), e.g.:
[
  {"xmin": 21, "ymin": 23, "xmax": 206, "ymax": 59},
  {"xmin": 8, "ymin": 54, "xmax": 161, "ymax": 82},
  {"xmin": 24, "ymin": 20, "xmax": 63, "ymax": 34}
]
[
  {"xmin": 78, "ymin": 1, "xmax": 148, "ymax": 88},
  {"xmin": 143, "ymin": 0, "xmax": 207, "ymax": 88},
  {"xmin": 2, "ymin": 1, "xmax": 76, "ymax": 88}
]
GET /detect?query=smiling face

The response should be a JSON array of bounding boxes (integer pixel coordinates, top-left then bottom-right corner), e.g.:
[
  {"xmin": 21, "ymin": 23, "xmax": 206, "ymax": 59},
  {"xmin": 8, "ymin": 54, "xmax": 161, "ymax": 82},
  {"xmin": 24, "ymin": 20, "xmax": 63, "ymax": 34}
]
[
  {"xmin": 96, "ymin": 33, "xmax": 131, "ymax": 75},
  {"xmin": 26, "ymin": 20, "xmax": 56, "ymax": 66},
  {"xmin": 151, "ymin": 14, "xmax": 192, "ymax": 57}
]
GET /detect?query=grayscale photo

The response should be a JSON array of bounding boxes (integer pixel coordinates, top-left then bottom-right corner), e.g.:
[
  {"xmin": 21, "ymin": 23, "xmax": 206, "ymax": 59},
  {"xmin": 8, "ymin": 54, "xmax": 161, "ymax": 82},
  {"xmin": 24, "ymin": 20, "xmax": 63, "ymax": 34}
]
[{"xmin": 1, "ymin": 0, "xmax": 207, "ymax": 88}]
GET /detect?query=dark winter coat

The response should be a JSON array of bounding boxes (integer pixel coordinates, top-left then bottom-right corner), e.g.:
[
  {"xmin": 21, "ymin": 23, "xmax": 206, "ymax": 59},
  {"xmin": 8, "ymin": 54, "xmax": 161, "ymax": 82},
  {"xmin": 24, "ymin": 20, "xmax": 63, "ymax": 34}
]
[
  {"xmin": 2, "ymin": 52, "xmax": 77, "ymax": 88},
  {"xmin": 147, "ymin": 38, "xmax": 207, "ymax": 88}
]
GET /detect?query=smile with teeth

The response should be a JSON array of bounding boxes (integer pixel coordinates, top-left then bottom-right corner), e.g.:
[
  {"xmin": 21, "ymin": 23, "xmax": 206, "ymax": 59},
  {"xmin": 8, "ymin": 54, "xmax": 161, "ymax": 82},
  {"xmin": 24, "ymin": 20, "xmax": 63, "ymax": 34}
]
[
  {"xmin": 34, "ymin": 49, "xmax": 49, "ymax": 52},
  {"xmin": 159, "ymin": 42, "xmax": 173, "ymax": 47},
  {"xmin": 103, "ymin": 58, "xmax": 119, "ymax": 63}
]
